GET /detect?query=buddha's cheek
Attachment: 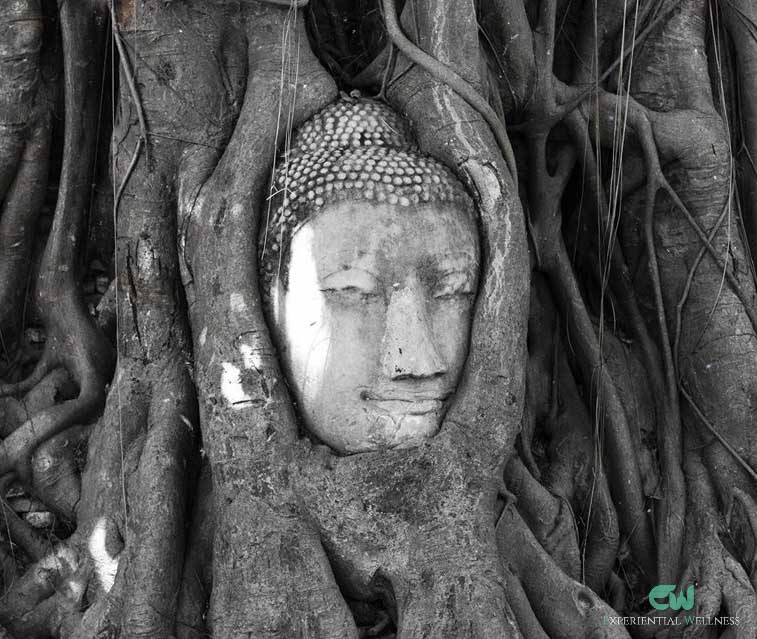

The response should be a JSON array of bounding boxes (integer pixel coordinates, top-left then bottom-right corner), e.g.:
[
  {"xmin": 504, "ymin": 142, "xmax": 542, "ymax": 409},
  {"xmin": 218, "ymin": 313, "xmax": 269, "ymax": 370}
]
[
  {"xmin": 298, "ymin": 303, "xmax": 385, "ymax": 448},
  {"xmin": 429, "ymin": 301, "xmax": 475, "ymax": 381}
]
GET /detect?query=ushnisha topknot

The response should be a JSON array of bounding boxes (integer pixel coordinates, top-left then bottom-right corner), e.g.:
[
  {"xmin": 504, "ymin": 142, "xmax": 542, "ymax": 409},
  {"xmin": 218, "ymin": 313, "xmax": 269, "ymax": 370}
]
[{"xmin": 258, "ymin": 95, "xmax": 475, "ymax": 299}]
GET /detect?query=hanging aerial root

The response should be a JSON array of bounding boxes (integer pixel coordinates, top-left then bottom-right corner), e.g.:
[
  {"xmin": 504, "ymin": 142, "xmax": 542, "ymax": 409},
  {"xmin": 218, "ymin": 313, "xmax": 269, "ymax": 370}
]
[
  {"xmin": 722, "ymin": 0, "xmax": 757, "ymax": 260},
  {"xmin": 525, "ymin": 130, "xmax": 655, "ymax": 580},
  {"xmin": 523, "ymin": 274, "xmax": 621, "ymax": 592},
  {"xmin": 504, "ymin": 2, "xmax": 681, "ymax": 135},
  {"xmin": 109, "ymin": 0, "xmax": 148, "ymax": 210},
  {"xmin": 634, "ymin": 111, "xmax": 687, "ymax": 586},
  {"xmin": 680, "ymin": 387, "xmax": 757, "ymax": 483},
  {"xmin": 578, "ymin": 90, "xmax": 757, "ymax": 335},
  {"xmin": 562, "ymin": 102, "xmax": 687, "ymax": 583},
  {"xmin": 547, "ymin": 349, "xmax": 620, "ymax": 593},
  {"xmin": 673, "ymin": 194, "xmax": 732, "ymax": 373}
]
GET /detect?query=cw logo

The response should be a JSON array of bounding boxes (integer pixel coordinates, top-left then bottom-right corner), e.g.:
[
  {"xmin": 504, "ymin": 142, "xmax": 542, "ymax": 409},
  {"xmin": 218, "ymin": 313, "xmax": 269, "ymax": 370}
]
[{"xmin": 648, "ymin": 584, "xmax": 695, "ymax": 611}]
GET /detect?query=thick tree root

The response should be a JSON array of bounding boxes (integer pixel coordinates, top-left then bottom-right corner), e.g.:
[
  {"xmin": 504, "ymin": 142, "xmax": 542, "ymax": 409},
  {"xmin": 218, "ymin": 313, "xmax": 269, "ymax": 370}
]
[
  {"xmin": 497, "ymin": 505, "xmax": 630, "ymax": 638},
  {"xmin": 175, "ymin": 464, "xmax": 213, "ymax": 639},
  {"xmin": 505, "ymin": 456, "xmax": 582, "ymax": 581},
  {"xmin": 0, "ymin": 0, "xmax": 114, "ymax": 488},
  {"xmin": 0, "ymin": 492, "xmax": 51, "ymax": 562},
  {"xmin": 0, "ymin": 0, "xmax": 46, "ymax": 347}
]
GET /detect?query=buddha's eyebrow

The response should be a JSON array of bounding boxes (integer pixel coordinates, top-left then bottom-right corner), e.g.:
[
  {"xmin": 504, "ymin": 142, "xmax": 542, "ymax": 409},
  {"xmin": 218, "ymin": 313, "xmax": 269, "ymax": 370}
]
[
  {"xmin": 320, "ymin": 265, "xmax": 381, "ymax": 281},
  {"xmin": 434, "ymin": 252, "xmax": 478, "ymax": 271}
]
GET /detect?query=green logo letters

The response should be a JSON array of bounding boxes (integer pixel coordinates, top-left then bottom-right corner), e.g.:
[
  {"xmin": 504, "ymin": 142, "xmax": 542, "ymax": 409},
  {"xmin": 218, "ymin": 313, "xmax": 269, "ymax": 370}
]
[{"xmin": 649, "ymin": 585, "xmax": 695, "ymax": 611}]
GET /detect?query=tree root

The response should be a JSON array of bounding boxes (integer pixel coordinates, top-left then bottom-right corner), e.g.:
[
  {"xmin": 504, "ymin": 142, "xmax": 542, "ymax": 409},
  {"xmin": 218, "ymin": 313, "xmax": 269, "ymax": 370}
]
[
  {"xmin": 381, "ymin": 0, "xmax": 518, "ymax": 186},
  {"xmin": 646, "ymin": 449, "xmax": 757, "ymax": 639},
  {"xmin": 505, "ymin": 456, "xmax": 581, "ymax": 581},
  {"xmin": 728, "ymin": 487, "xmax": 757, "ymax": 588},
  {"xmin": 0, "ymin": 0, "xmax": 114, "ymax": 481},
  {"xmin": 501, "ymin": 563, "xmax": 548, "ymax": 639},
  {"xmin": 0, "ymin": 394, "xmax": 100, "ymax": 478},
  {"xmin": 0, "ymin": 492, "xmax": 52, "ymax": 563},
  {"xmin": 0, "ymin": 360, "xmax": 53, "ymax": 400},
  {"xmin": 0, "ymin": 543, "xmax": 77, "ymax": 634},
  {"xmin": 0, "ymin": 369, "xmax": 76, "ymax": 438},
  {"xmin": 119, "ymin": 357, "xmax": 197, "ymax": 637},
  {"xmin": 525, "ymin": 272, "xmax": 621, "ymax": 593},
  {"xmin": 175, "ymin": 463, "xmax": 212, "ymax": 639},
  {"xmin": 0, "ymin": 112, "xmax": 51, "ymax": 352},
  {"xmin": 527, "ymin": 131, "xmax": 656, "ymax": 580},
  {"xmin": 24, "ymin": 425, "xmax": 89, "ymax": 524},
  {"xmin": 0, "ymin": 2, "xmax": 44, "ymax": 342},
  {"xmin": 496, "ymin": 504, "xmax": 630, "ymax": 638},
  {"xmin": 258, "ymin": 0, "xmax": 309, "ymax": 7}
]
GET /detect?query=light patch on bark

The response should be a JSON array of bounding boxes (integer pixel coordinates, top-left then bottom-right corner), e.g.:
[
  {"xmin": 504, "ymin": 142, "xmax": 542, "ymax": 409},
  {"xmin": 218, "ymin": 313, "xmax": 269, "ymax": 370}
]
[
  {"xmin": 487, "ymin": 249, "xmax": 508, "ymax": 303},
  {"xmin": 40, "ymin": 545, "xmax": 78, "ymax": 574},
  {"xmin": 137, "ymin": 240, "xmax": 155, "ymax": 274},
  {"xmin": 230, "ymin": 292, "xmax": 246, "ymax": 314},
  {"xmin": 440, "ymin": 91, "xmax": 477, "ymax": 158},
  {"xmin": 65, "ymin": 578, "xmax": 85, "ymax": 602},
  {"xmin": 229, "ymin": 203, "xmax": 245, "ymax": 220},
  {"xmin": 88, "ymin": 518, "xmax": 120, "ymax": 593},
  {"xmin": 239, "ymin": 343, "xmax": 262, "ymax": 370},
  {"xmin": 220, "ymin": 362, "xmax": 253, "ymax": 407},
  {"xmin": 464, "ymin": 159, "xmax": 512, "ymax": 312},
  {"xmin": 463, "ymin": 159, "xmax": 508, "ymax": 233},
  {"xmin": 180, "ymin": 413, "xmax": 195, "ymax": 432},
  {"xmin": 199, "ymin": 326, "xmax": 207, "ymax": 346}
]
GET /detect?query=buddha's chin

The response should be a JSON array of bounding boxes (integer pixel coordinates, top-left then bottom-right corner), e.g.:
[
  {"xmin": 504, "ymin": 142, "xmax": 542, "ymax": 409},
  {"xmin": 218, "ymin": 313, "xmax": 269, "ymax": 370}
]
[{"xmin": 337, "ymin": 410, "xmax": 443, "ymax": 454}]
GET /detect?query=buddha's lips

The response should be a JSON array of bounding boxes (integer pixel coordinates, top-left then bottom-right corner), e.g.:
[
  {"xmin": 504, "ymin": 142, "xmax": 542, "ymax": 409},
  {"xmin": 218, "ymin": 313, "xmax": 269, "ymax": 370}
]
[
  {"xmin": 362, "ymin": 392, "xmax": 450, "ymax": 416},
  {"xmin": 369, "ymin": 398, "xmax": 444, "ymax": 415}
]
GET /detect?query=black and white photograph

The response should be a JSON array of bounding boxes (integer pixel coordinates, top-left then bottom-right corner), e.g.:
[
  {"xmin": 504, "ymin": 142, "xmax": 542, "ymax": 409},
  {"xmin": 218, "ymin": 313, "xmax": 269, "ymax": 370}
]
[{"xmin": 0, "ymin": 0, "xmax": 754, "ymax": 637}]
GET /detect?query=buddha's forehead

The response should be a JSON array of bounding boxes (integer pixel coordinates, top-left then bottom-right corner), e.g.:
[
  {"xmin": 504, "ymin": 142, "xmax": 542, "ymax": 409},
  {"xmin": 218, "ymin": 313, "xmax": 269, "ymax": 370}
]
[{"xmin": 294, "ymin": 200, "xmax": 479, "ymax": 278}]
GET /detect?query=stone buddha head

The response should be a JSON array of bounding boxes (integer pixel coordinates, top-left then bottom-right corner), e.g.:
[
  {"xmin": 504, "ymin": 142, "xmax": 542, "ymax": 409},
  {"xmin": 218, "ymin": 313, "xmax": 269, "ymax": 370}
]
[{"xmin": 259, "ymin": 98, "xmax": 480, "ymax": 454}]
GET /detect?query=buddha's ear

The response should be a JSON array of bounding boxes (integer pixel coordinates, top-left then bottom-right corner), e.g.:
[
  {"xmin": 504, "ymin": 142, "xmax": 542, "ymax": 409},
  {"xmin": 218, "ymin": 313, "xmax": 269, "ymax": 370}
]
[{"xmin": 267, "ymin": 277, "xmax": 286, "ymax": 346}]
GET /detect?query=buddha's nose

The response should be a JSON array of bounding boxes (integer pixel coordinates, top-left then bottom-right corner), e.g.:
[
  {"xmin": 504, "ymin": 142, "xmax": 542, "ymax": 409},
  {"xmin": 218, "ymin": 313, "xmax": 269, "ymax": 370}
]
[{"xmin": 381, "ymin": 285, "xmax": 447, "ymax": 380}]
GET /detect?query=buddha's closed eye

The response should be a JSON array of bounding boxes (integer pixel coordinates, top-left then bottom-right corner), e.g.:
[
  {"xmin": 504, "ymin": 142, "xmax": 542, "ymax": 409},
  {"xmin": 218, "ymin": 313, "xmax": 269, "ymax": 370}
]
[
  {"xmin": 321, "ymin": 268, "xmax": 381, "ymax": 302},
  {"xmin": 433, "ymin": 271, "xmax": 476, "ymax": 299}
]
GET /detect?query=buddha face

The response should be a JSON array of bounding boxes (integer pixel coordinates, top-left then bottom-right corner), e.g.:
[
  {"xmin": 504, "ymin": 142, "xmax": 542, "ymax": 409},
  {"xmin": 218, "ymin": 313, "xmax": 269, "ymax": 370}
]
[{"xmin": 268, "ymin": 200, "xmax": 480, "ymax": 454}]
